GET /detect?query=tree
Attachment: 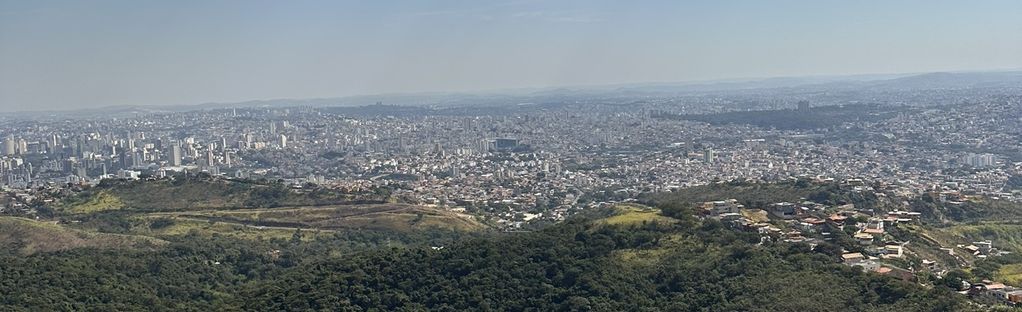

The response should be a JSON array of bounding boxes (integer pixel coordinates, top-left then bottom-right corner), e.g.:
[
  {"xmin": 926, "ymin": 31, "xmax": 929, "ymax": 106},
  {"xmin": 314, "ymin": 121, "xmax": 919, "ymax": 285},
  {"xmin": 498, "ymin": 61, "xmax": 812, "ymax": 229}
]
[{"xmin": 941, "ymin": 270, "xmax": 971, "ymax": 290}]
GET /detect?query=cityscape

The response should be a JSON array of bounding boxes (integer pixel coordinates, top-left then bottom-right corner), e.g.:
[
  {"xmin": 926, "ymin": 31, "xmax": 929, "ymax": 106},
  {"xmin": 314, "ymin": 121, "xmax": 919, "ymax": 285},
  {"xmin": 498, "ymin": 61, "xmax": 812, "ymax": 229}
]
[
  {"xmin": 4, "ymin": 76, "xmax": 1021, "ymax": 229},
  {"xmin": 4, "ymin": 1, "xmax": 1022, "ymax": 310}
]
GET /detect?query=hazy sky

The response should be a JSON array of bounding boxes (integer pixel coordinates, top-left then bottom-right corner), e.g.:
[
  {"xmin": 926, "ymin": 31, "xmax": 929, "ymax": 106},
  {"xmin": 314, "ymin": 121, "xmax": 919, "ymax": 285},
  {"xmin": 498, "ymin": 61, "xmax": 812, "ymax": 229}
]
[{"xmin": 2, "ymin": 0, "xmax": 1021, "ymax": 111}]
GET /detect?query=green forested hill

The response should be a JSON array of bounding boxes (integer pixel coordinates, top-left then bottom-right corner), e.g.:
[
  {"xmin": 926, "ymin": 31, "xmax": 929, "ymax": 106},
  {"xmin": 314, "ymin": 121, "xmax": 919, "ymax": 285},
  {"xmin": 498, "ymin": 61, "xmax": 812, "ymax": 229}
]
[
  {"xmin": 237, "ymin": 212, "xmax": 964, "ymax": 311},
  {"xmin": 2, "ymin": 189, "xmax": 970, "ymax": 311}
]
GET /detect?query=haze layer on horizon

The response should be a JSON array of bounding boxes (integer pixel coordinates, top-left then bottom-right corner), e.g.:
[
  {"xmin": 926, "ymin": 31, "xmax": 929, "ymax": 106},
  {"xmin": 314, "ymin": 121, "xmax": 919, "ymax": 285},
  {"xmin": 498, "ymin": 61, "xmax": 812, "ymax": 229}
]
[{"xmin": 2, "ymin": 0, "xmax": 1021, "ymax": 111}]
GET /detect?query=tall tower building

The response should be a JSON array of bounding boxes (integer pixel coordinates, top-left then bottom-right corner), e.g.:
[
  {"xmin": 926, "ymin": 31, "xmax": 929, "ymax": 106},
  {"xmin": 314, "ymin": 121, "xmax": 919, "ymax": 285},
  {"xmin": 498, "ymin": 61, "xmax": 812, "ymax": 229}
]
[
  {"xmin": 796, "ymin": 100, "xmax": 811, "ymax": 112},
  {"xmin": 170, "ymin": 144, "xmax": 183, "ymax": 166},
  {"xmin": 3, "ymin": 136, "xmax": 15, "ymax": 156},
  {"xmin": 205, "ymin": 149, "xmax": 215, "ymax": 167},
  {"xmin": 16, "ymin": 139, "xmax": 28, "ymax": 155},
  {"xmin": 243, "ymin": 133, "xmax": 253, "ymax": 148},
  {"xmin": 279, "ymin": 134, "xmax": 288, "ymax": 148}
]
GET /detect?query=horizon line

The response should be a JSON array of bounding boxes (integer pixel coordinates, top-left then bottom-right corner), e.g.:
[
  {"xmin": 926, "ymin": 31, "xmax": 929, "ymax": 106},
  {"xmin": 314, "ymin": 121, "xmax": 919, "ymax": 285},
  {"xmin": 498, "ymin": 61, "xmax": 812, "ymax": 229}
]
[{"xmin": 4, "ymin": 67, "xmax": 1022, "ymax": 114}]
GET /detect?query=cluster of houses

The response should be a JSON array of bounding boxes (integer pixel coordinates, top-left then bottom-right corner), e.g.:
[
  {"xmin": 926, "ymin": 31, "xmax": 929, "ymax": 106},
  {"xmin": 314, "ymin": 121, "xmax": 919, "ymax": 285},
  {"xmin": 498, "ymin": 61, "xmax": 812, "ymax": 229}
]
[
  {"xmin": 698, "ymin": 198, "xmax": 935, "ymax": 281},
  {"xmin": 960, "ymin": 240, "xmax": 1010, "ymax": 259},
  {"xmin": 968, "ymin": 281, "xmax": 1022, "ymax": 305},
  {"xmin": 840, "ymin": 252, "xmax": 917, "ymax": 282},
  {"xmin": 700, "ymin": 198, "xmax": 921, "ymax": 245},
  {"xmin": 694, "ymin": 194, "xmax": 1022, "ymax": 306},
  {"xmin": 696, "ymin": 195, "xmax": 1022, "ymax": 306}
]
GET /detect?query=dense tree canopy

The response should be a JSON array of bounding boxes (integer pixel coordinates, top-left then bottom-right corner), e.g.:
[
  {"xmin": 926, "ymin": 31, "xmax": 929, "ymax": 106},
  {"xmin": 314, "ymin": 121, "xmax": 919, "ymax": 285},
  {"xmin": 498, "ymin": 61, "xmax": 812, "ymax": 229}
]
[{"xmin": 1, "ymin": 203, "xmax": 968, "ymax": 311}]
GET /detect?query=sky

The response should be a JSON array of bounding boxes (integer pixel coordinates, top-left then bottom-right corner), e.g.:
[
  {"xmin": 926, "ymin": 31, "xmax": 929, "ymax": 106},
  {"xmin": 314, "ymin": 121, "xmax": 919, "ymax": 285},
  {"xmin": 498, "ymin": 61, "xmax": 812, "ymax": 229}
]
[{"xmin": 1, "ymin": 0, "xmax": 1021, "ymax": 111}]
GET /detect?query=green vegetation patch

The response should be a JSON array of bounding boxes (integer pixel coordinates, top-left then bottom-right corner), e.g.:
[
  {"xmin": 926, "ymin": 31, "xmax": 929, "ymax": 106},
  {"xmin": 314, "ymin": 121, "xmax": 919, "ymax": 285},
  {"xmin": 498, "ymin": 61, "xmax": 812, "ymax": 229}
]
[
  {"xmin": 910, "ymin": 195, "xmax": 1022, "ymax": 223},
  {"xmin": 0, "ymin": 202, "xmax": 970, "ymax": 311},
  {"xmin": 64, "ymin": 191, "xmax": 126, "ymax": 213},
  {"xmin": 995, "ymin": 263, "xmax": 1022, "ymax": 286},
  {"xmin": 613, "ymin": 234, "xmax": 695, "ymax": 266},
  {"xmin": 137, "ymin": 216, "xmax": 329, "ymax": 241},
  {"xmin": 143, "ymin": 204, "xmax": 488, "ymax": 235},
  {"xmin": 648, "ymin": 181, "xmax": 823, "ymax": 208},
  {"xmin": 59, "ymin": 177, "xmax": 389, "ymax": 214},
  {"xmin": 600, "ymin": 204, "xmax": 675, "ymax": 226},
  {"xmin": 946, "ymin": 223, "xmax": 1022, "ymax": 252},
  {"xmin": 0, "ymin": 217, "xmax": 165, "ymax": 255}
]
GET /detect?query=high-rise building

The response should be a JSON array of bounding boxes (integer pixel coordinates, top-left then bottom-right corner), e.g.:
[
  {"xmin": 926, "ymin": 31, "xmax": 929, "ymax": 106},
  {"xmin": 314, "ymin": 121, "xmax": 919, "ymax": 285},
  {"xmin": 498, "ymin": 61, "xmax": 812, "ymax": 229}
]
[
  {"xmin": 964, "ymin": 153, "xmax": 995, "ymax": 168},
  {"xmin": 50, "ymin": 134, "xmax": 59, "ymax": 150},
  {"xmin": 796, "ymin": 100, "xmax": 811, "ymax": 112},
  {"xmin": 279, "ymin": 134, "xmax": 288, "ymax": 148},
  {"xmin": 205, "ymin": 149, "xmax": 215, "ymax": 167},
  {"xmin": 170, "ymin": 144, "xmax": 183, "ymax": 166},
  {"xmin": 133, "ymin": 151, "xmax": 143, "ymax": 167},
  {"xmin": 118, "ymin": 149, "xmax": 130, "ymax": 168},
  {"xmin": 704, "ymin": 149, "xmax": 715, "ymax": 163},
  {"xmin": 16, "ymin": 139, "xmax": 28, "ymax": 155},
  {"xmin": 494, "ymin": 138, "xmax": 519, "ymax": 150},
  {"xmin": 2, "ymin": 136, "xmax": 15, "ymax": 156}
]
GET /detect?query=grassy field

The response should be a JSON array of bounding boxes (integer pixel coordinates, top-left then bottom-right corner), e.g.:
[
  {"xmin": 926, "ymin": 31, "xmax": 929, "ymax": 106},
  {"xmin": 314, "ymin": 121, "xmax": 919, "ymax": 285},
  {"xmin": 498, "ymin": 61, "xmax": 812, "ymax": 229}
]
[
  {"xmin": 63, "ymin": 191, "xmax": 126, "ymax": 213},
  {"xmin": 602, "ymin": 204, "xmax": 679, "ymax": 266},
  {"xmin": 600, "ymin": 204, "xmax": 675, "ymax": 226},
  {"xmin": 137, "ymin": 216, "xmax": 330, "ymax": 241},
  {"xmin": 0, "ymin": 217, "xmax": 166, "ymax": 255},
  {"xmin": 3, "ymin": 203, "xmax": 487, "ymax": 252},
  {"xmin": 16, "ymin": 179, "xmax": 487, "ymax": 253},
  {"xmin": 47, "ymin": 195, "xmax": 488, "ymax": 249},
  {"xmin": 59, "ymin": 178, "xmax": 388, "ymax": 213},
  {"xmin": 142, "ymin": 204, "xmax": 488, "ymax": 235}
]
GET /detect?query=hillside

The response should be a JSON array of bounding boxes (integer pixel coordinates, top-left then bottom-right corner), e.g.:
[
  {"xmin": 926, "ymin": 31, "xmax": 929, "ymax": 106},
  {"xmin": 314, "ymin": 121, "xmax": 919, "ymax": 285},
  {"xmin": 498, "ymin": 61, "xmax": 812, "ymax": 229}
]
[
  {"xmin": 0, "ymin": 217, "xmax": 166, "ymax": 255},
  {"xmin": 0, "ymin": 205, "xmax": 968, "ymax": 311},
  {"xmin": 58, "ymin": 176, "xmax": 388, "ymax": 213},
  {"xmin": 47, "ymin": 178, "xmax": 491, "ymax": 242},
  {"xmin": 2, "ymin": 179, "xmax": 998, "ymax": 310},
  {"xmin": 133, "ymin": 204, "xmax": 488, "ymax": 241},
  {"xmin": 237, "ymin": 206, "xmax": 964, "ymax": 311}
]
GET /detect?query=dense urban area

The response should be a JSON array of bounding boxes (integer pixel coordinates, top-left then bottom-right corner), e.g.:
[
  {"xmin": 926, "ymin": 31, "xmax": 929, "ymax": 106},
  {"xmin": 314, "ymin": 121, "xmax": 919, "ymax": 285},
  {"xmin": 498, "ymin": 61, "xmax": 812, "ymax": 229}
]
[{"xmin": 4, "ymin": 72, "xmax": 1022, "ymax": 310}]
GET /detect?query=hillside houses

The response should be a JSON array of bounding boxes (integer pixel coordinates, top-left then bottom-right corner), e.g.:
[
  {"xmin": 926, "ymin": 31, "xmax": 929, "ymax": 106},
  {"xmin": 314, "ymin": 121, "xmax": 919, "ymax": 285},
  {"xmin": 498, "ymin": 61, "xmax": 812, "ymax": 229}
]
[{"xmin": 700, "ymin": 199, "xmax": 743, "ymax": 216}]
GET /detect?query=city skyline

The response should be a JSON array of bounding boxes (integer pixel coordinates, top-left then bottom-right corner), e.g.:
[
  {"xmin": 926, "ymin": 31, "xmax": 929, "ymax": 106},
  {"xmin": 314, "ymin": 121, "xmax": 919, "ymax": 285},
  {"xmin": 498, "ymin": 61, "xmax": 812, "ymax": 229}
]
[{"xmin": 4, "ymin": 2, "xmax": 1022, "ymax": 307}]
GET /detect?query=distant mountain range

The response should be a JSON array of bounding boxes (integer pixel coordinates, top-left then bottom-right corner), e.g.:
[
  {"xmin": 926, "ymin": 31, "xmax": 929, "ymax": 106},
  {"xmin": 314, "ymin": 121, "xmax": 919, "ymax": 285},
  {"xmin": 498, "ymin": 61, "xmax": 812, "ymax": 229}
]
[{"xmin": 7, "ymin": 70, "xmax": 1022, "ymax": 117}]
